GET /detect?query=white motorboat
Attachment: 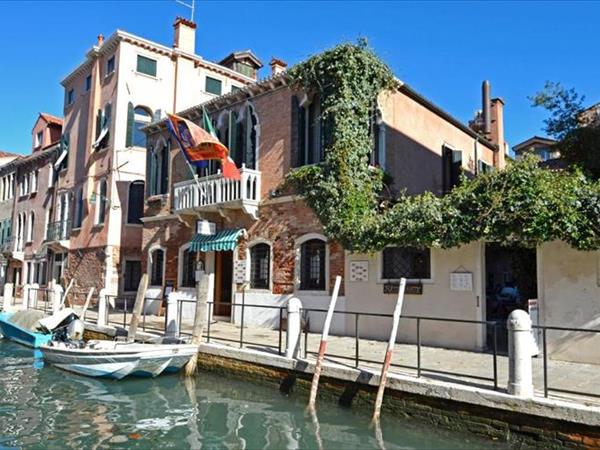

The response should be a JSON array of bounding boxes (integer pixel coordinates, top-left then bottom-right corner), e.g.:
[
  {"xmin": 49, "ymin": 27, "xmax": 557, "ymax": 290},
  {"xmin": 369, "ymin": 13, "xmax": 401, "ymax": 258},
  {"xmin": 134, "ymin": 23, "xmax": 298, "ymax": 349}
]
[{"xmin": 40, "ymin": 339, "xmax": 198, "ymax": 379}]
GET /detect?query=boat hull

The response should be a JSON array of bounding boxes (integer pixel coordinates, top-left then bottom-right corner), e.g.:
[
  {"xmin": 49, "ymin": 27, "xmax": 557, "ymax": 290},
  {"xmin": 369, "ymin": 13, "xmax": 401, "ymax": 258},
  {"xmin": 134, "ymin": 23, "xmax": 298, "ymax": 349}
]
[
  {"xmin": 41, "ymin": 342, "xmax": 198, "ymax": 379},
  {"xmin": 0, "ymin": 312, "xmax": 53, "ymax": 348}
]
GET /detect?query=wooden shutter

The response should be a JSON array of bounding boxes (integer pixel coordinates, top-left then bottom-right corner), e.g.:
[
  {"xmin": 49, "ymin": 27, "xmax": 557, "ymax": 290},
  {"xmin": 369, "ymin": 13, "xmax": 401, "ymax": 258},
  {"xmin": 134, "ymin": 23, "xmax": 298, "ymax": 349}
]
[{"xmin": 126, "ymin": 102, "xmax": 135, "ymax": 147}]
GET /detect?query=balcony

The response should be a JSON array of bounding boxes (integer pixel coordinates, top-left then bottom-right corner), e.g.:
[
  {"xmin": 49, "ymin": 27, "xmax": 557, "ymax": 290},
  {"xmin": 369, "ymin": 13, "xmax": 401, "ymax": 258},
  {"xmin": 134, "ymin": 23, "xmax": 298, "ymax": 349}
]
[
  {"xmin": 45, "ymin": 220, "xmax": 71, "ymax": 249},
  {"xmin": 173, "ymin": 167, "xmax": 261, "ymax": 219},
  {"xmin": 0, "ymin": 237, "xmax": 12, "ymax": 255}
]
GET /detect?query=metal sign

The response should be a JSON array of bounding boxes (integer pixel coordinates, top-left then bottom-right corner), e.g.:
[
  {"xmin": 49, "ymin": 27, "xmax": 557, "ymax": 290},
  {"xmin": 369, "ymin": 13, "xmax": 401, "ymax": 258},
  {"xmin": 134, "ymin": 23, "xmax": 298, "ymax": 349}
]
[
  {"xmin": 233, "ymin": 259, "xmax": 248, "ymax": 284},
  {"xmin": 349, "ymin": 261, "xmax": 369, "ymax": 282},
  {"xmin": 384, "ymin": 282, "xmax": 422, "ymax": 295},
  {"xmin": 450, "ymin": 272, "xmax": 473, "ymax": 291}
]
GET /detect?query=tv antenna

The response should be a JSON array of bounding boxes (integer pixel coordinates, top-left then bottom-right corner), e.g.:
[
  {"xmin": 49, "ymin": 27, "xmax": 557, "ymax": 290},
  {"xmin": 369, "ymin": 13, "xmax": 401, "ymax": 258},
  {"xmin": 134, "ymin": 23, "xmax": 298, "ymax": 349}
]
[{"xmin": 175, "ymin": 0, "xmax": 195, "ymax": 22}]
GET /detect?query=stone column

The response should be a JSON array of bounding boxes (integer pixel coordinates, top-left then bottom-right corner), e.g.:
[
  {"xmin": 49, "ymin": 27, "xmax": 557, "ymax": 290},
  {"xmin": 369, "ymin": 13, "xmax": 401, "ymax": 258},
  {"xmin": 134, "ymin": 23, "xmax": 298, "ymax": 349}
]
[
  {"xmin": 51, "ymin": 284, "xmax": 64, "ymax": 314},
  {"xmin": 97, "ymin": 288, "xmax": 107, "ymax": 326},
  {"xmin": 507, "ymin": 309, "xmax": 534, "ymax": 398},
  {"xmin": 3, "ymin": 282, "xmax": 13, "ymax": 310},
  {"xmin": 165, "ymin": 292, "xmax": 179, "ymax": 337},
  {"xmin": 286, "ymin": 297, "xmax": 303, "ymax": 358}
]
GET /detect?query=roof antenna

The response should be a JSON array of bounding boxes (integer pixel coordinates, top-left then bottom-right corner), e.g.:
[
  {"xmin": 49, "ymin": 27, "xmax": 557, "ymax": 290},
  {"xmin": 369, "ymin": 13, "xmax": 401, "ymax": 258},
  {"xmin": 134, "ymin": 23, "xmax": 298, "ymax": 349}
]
[{"xmin": 175, "ymin": 0, "xmax": 195, "ymax": 21}]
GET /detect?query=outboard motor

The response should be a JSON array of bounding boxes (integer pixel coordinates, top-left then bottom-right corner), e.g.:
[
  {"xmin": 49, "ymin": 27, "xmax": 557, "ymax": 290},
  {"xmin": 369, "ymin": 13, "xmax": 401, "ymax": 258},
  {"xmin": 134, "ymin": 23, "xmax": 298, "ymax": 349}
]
[{"xmin": 67, "ymin": 319, "xmax": 85, "ymax": 341}]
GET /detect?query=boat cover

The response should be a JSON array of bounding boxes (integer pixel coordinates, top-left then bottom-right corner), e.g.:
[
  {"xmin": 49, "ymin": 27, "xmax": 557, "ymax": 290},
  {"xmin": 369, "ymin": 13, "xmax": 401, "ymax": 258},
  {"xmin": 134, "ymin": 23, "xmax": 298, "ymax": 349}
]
[{"xmin": 38, "ymin": 308, "xmax": 78, "ymax": 332}]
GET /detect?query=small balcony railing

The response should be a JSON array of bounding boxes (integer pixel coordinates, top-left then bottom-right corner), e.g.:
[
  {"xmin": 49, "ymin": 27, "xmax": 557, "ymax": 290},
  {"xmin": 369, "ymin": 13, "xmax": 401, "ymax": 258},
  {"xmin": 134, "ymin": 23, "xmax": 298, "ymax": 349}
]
[
  {"xmin": 46, "ymin": 220, "xmax": 71, "ymax": 242},
  {"xmin": 173, "ymin": 167, "xmax": 261, "ymax": 217}
]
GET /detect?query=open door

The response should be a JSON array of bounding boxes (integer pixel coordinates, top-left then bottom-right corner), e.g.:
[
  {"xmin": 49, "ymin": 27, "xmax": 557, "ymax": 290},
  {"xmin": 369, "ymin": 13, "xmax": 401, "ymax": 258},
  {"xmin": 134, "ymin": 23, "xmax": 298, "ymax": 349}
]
[{"xmin": 214, "ymin": 251, "xmax": 233, "ymax": 317}]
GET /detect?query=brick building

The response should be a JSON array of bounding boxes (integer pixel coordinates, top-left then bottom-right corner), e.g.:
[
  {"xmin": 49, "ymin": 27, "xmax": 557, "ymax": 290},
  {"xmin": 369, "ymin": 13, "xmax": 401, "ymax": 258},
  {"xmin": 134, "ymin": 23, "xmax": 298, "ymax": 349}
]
[
  {"xmin": 141, "ymin": 53, "xmax": 507, "ymax": 341},
  {"xmin": 50, "ymin": 18, "xmax": 261, "ymax": 296}
]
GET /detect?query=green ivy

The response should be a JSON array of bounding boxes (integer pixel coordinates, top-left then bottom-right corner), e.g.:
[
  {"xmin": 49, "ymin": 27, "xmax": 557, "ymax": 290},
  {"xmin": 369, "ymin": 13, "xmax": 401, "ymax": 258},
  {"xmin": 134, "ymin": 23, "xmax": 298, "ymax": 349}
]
[{"xmin": 286, "ymin": 42, "xmax": 600, "ymax": 252}]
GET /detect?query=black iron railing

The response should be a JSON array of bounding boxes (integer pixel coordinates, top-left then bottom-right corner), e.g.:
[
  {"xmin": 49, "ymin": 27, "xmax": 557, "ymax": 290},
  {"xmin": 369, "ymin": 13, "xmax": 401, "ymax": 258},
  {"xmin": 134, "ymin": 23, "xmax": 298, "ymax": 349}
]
[{"xmin": 45, "ymin": 220, "xmax": 71, "ymax": 241}]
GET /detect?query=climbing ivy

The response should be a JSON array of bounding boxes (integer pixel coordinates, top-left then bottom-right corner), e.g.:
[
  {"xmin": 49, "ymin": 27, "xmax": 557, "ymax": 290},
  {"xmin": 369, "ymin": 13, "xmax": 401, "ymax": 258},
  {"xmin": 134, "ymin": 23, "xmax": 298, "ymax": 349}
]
[{"xmin": 286, "ymin": 42, "xmax": 600, "ymax": 252}]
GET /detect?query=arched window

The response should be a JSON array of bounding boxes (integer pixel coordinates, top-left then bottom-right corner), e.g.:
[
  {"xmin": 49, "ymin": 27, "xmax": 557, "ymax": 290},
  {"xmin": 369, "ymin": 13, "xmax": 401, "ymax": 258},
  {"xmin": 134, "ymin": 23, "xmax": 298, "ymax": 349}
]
[
  {"xmin": 149, "ymin": 248, "xmax": 164, "ymax": 286},
  {"xmin": 27, "ymin": 211, "xmax": 34, "ymax": 243},
  {"xmin": 127, "ymin": 180, "xmax": 145, "ymax": 224},
  {"xmin": 250, "ymin": 243, "xmax": 270, "ymax": 289},
  {"xmin": 293, "ymin": 95, "xmax": 326, "ymax": 167},
  {"xmin": 300, "ymin": 239, "xmax": 326, "ymax": 291}
]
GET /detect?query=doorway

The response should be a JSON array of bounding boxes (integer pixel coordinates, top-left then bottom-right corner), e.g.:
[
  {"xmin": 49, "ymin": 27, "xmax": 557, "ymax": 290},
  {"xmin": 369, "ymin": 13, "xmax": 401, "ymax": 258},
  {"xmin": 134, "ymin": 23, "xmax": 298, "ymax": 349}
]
[
  {"xmin": 485, "ymin": 243, "xmax": 537, "ymax": 351},
  {"xmin": 214, "ymin": 251, "xmax": 233, "ymax": 317}
]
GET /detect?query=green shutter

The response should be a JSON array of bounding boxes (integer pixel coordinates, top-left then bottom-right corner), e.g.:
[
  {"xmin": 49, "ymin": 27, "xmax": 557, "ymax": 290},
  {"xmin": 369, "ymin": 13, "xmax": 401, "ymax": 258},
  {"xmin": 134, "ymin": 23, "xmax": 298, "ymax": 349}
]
[
  {"xmin": 137, "ymin": 55, "xmax": 157, "ymax": 77},
  {"xmin": 126, "ymin": 102, "xmax": 135, "ymax": 147},
  {"xmin": 95, "ymin": 109, "xmax": 102, "ymax": 139},
  {"xmin": 149, "ymin": 148, "xmax": 157, "ymax": 196},
  {"xmin": 104, "ymin": 103, "xmax": 112, "ymax": 127}
]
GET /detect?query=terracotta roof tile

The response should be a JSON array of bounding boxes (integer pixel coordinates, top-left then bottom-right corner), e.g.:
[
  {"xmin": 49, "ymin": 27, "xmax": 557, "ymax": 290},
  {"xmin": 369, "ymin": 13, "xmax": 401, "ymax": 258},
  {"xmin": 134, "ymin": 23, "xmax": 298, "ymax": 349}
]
[{"xmin": 39, "ymin": 113, "xmax": 63, "ymax": 126}]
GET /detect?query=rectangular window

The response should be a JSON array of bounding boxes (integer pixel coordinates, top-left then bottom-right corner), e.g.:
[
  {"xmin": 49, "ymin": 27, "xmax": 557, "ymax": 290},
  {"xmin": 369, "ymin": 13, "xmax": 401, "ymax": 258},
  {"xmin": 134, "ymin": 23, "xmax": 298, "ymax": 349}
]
[
  {"xmin": 30, "ymin": 170, "xmax": 38, "ymax": 193},
  {"xmin": 136, "ymin": 55, "xmax": 157, "ymax": 77},
  {"xmin": 382, "ymin": 247, "xmax": 431, "ymax": 280},
  {"xmin": 150, "ymin": 250, "xmax": 164, "ymax": 286},
  {"xmin": 442, "ymin": 147, "xmax": 462, "ymax": 193},
  {"xmin": 96, "ymin": 180, "xmax": 107, "ymax": 225},
  {"xmin": 478, "ymin": 160, "xmax": 493, "ymax": 174},
  {"xmin": 85, "ymin": 74, "xmax": 92, "ymax": 91},
  {"xmin": 73, "ymin": 188, "xmax": 84, "ymax": 228},
  {"xmin": 36, "ymin": 131, "xmax": 43, "ymax": 148},
  {"xmin": 231, "ymin": 85, "xmax": 241, "ymax": 93},
  {"xmin": 181, "ymin": 249, "xmax": 195, "ymax": 288},
  {"xmin": 124, "ymin": 260, "xmax": 142, "ymax": 291},
  {"xmin": 127, "ymin": 181, "xmax": 144, "ymax": 224},
  {"xmin": 205, "ymin": 76, "xmax": 222, "ymax": 95},
  {"xmin": 106, "ymin": 55, "xmax": 115, "ymax": 76},
  {"xmin": 300, "ymin": 240, "xmax": 326, "ymax": 291},
  {"xmin": 66, "ymin": 89, "xmax": 75, "ymax": 105}
]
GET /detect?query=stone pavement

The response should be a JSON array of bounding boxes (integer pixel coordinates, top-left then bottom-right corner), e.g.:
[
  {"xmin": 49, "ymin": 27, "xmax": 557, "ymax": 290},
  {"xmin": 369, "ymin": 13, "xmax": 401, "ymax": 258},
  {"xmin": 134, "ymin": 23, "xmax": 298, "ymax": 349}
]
[{"xmin": 71, "ymin": 305, "xmax": 600, "ymax": 407}]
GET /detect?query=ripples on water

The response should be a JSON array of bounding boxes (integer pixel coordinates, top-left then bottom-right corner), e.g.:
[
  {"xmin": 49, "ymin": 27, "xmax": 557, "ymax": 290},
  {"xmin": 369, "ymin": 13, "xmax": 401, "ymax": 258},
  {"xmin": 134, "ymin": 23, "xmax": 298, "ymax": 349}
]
[{"xmin": 0, "ymin": 341, "xmax": 509, "ymax": 449}]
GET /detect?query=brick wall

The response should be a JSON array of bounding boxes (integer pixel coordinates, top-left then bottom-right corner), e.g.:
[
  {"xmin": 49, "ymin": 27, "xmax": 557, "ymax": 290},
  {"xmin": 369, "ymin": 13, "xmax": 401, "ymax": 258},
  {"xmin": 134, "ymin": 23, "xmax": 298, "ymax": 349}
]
[{"xmin": 65, "ymin": 247, "xmax": 106, "ymax": 294}]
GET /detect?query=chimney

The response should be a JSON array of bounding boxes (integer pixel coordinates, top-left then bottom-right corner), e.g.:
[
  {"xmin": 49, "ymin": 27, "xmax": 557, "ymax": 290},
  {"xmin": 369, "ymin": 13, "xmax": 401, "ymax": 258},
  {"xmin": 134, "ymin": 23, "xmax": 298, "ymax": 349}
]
[
  {"xmin": 490, "ymin": 97, "xmax": 506, "ymax": 169},
  {"xmin": 482, "ymin": 80, "xmax": 491, "ymax": 135},
  {"xmin": 173, "ymin": 17, "xmax": 196, "ymax": 54},
  {"xmin": 269, "ymin": 57, "xmax": 287, "ymax": 76},
  {"xmin": 97, "ymin": 34, "xmax": 104, "ymax": 46}
]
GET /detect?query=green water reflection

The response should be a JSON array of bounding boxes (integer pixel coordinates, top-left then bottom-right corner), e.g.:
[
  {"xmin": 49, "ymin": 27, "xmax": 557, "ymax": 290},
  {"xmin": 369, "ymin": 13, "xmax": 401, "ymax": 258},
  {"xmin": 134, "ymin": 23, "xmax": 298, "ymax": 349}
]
[{"xmin": 0, "ymin": 340, "xmax": 509, "ymax": 449}]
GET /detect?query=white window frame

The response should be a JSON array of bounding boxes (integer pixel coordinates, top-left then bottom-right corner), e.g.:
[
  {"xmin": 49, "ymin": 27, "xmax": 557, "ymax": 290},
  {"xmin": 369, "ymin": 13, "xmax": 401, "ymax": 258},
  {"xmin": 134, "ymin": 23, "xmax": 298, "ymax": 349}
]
[
  {"xmin": 377, "ymin": 246, "xmax": 435, "ymax": 284},
  {"xmin": 36, "ymin": 131, "xmax": 43, "ymax": 148},
  {"xmin": 30, "ymin": 170, "xmax": 38, "ymax": 194},
  {"xmin": 106, "ymin": 55, "xmax": 115, "ymax": 77},
  {"xmin": 246, "ymin": 239, "xmax": 273, "ymax": 292},
  {"xmin": 26, "ymin": 211, "xmax": 34, "ymax": 243},
  {"xmin": 148, "ymin": 245, "xmax": 166, "ymax": 287},
  {"xmin": 294, "ymin": 233, "xmax": 329, "ymax": 295}
]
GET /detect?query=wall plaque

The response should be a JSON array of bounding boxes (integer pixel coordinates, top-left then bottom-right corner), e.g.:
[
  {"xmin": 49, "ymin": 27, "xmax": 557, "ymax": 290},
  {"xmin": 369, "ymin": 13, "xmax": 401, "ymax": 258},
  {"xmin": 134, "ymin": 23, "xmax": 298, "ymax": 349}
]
[
  {"xmin": 450, "ymin": 272, "xmax": 473, "ymax": 291},
  {"xmin": 383, "ymin": 282, "xmax": 423, "ymax": 295},
  {"xmin": 349, "ymin": 261, "xmax": 369, "ymax": 282},
  {"xmin": 233, "ymin": 259, "xmax": 248, "ymax": 284}
]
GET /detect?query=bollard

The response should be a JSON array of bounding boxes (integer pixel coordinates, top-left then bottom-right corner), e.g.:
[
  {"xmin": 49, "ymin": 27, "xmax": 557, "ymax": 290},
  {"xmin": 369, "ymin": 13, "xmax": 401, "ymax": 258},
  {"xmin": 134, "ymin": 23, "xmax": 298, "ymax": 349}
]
[
  {"xmin": 507, "ymin": 309, "xmax": 534, "ymax": 398},
  {"xmin": 97, "ymin": 288, "xmax": 107, "ymax": 326},
  {"xmin": 286, "ymin": 297, "xmax": 303, "ymax": 358},
  {"xmin": 165, "ymin": 292, "xmax": 179, "ymax": 337},
  {"xmin": 29, "ymin": 283, "xmax": 39, "ymax": 310},
  {"xmin": 22, "ymin": 284, "xmax": 31, "ymax": 310},
  {"xmin": 3, "ymin": 283, "xmax": 13, "ymax": 310}
]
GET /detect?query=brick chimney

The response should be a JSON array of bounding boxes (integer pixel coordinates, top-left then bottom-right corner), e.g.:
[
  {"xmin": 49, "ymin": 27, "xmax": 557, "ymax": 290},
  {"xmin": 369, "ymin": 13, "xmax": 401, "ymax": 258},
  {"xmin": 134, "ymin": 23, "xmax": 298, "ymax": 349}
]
[
  {"xmin": 173, "ymin": 17, "xmax": 196, "ymax": 54},
  {"xmin": 270, "ymin": 57, "xmax": 287, "ymax": 76},
  {"xmin": 490, "ymin": 98, "xmax": 506, "ymax": 169}
]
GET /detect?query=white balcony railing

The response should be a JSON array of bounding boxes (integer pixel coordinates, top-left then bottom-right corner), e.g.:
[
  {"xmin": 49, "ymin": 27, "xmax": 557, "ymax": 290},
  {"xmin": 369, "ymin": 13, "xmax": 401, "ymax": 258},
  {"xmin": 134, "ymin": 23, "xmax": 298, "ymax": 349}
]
[{"xmin": 173, "ymin": 167, "xmax": 261, "ymax": 218}]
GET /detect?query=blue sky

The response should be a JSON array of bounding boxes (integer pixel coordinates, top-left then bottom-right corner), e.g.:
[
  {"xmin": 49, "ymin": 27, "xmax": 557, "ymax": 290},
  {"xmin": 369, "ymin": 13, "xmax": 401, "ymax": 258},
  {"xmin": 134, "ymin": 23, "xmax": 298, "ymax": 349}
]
[{"xmin": 0, "ymin": 0, "xmax": 599, "ymax": 154}]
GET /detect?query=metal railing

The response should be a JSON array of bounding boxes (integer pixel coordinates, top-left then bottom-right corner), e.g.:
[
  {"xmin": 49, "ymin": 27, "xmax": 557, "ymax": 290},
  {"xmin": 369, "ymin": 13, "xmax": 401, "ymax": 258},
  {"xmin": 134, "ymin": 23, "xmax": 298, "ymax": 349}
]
[
  {"xmin": 45, "ymin": 220, "xmax": 71, "ymax": 241},
  {"xmin": 28, "ymin": 287, "xmax": 51, "ymax": 314},
  {"xmin": 173, "ymin": 166, "xmax": 261, "ymax": 211},
  {"xmin": 533, "ymin": 324, "xmax": 600, "ymax": 399},
  {"xmin": 105, "ymin": 295, "xmax": 166, "ymax": 335}
]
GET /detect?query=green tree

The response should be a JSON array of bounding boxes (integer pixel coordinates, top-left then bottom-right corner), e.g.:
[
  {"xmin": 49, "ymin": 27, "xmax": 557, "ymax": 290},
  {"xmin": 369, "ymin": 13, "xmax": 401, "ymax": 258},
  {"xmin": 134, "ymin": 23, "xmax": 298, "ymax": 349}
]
[{"xmin": 530, "ymin": 81, "xmax": 585, "ymax": 140}]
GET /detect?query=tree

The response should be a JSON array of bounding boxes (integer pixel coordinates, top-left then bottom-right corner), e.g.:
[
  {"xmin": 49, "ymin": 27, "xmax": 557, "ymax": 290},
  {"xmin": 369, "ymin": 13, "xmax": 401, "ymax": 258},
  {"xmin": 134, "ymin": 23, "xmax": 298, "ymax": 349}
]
[{"xmin": 530, "ymin": 81, "xmax": 585, "ymax": 140}]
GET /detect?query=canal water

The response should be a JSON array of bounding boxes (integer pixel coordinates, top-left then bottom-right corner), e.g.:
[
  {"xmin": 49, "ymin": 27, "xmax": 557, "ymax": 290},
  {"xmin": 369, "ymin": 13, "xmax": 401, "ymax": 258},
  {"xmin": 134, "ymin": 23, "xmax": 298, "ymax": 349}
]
[{"xmin": 0, "ymin": 340, "xmax": 510, "ymax": 449}]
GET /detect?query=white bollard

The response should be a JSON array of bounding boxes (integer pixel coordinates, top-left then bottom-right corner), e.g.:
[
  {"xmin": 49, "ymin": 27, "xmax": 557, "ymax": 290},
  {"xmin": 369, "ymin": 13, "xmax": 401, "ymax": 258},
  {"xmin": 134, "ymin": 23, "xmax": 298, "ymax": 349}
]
[
  {"xmin": 286, "ymin": 297, "xmax": 303, "ymax": 358},
  {"xmin": 97, "ymin": 288, "xmax": 107, "ymax": 326},
  {"xmin": 507, "ymin": 309, "xmax": 534, "ymax": 398},
  {"xmin": 165, "ymin": 292, "xmax": 179, "ymax": 337},
  {"xmin": 3, "ymin": 283, "xmax": 13, "ymax": 310},
  {"xmin": 52, "ymin": 284, "xmax": 64, "ymax": 314},
  {"xmin": 22, "ymin": 284, "xmax": 31, "ymax": 310}
]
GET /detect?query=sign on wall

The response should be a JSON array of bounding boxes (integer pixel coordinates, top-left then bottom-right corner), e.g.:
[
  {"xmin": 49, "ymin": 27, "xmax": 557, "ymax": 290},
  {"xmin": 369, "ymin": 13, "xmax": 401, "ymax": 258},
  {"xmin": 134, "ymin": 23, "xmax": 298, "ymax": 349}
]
[
  {"xmin": 197, "ymin": 220, "xmax": 216, "ymax": 235},
  {"xmin": 349, "ymin": 261, "xmax": 369, "ymax": 282},
  {"xmin": 233, "ymin": 259, "xmax": 248, "ymax": 284},
  {"xmin": 450, "ymin": 272, "xmax": 473, "ymax": 291},
  {"xmin": 383, "ymin": 282, "xmax": 423, "ymax": 295}
]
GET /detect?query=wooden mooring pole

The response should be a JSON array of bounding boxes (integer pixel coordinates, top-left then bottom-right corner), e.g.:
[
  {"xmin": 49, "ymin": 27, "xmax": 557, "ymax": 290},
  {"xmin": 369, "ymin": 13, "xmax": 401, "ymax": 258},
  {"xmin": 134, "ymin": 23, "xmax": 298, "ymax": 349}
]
[
  {"xmin": 127, "ymin": 274, "xmax": 148, "ymax": 342},
  {"xmin": 372, "ymin": 277, "xmax": 406, "ymax": 423},
  {"xmin": 80, "ymin": 287, "xmax": 95, "ymax": 318},
  {"xmin": 307, "ymin": 275, "xmax": 342, "ymax": 410},
  {"xmin": 184, "ymin": 271, "xmax": 210, "ymax": 376}
]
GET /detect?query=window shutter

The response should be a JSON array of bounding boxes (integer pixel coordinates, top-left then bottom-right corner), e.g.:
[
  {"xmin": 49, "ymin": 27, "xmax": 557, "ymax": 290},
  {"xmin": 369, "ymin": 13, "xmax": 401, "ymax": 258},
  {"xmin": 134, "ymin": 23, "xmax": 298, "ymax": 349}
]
[
  {"xmin": 160, "ymin": 141, "xmax": 170, "ymax": 194},
  {"xmin": 148, "ymin": 146, "xmax": 157, "ymax": 196},
  {"xmin": 95, "ymin": 109, "xmax": 102, "ymax": 139},
  {"xmin": 126, "ymin": 102, "xmax": 135, "ymax": 147},
  {"xmin": 105, "ymin": 103, "xmax": 112, "ymax": 127},
  {"xmin": 297, "ymin": 97, "xmax": 306, "ymax": 167}
]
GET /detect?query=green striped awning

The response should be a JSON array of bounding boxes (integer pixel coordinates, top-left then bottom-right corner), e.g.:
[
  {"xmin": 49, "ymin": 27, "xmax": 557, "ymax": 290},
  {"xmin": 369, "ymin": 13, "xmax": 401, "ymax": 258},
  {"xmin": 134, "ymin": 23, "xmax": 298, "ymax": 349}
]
[{"xmin": 189, "ymin": 228, "xmax": 244, "ymax": 252}]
